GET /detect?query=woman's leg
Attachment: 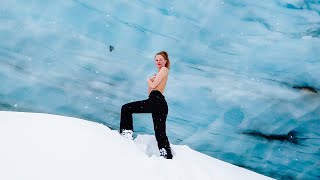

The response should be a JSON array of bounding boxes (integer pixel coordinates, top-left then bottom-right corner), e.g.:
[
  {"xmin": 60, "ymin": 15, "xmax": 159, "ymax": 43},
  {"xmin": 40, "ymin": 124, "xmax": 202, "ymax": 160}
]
[
  {"xmin": 120, "ymin": 99, "xmax": 156, "ymax": 133},
  {"xmin": 152, "ymin": 112, "xmax": 173, "ymax": 159}
]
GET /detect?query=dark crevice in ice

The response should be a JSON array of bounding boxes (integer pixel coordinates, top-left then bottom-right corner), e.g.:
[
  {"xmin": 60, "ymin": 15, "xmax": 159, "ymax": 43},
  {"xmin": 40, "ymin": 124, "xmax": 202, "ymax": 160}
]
[
  {"xmin": 241, "ymin": 130, "xmax": 307, "ymax": 145},
  {"xmin": 292, "ymin": 85, "xmax": 318, "ymax": 93}
]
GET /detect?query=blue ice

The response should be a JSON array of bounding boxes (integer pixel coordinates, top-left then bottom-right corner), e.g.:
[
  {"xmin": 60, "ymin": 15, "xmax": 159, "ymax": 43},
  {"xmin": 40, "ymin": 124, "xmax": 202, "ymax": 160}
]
[{"xmin": 0, "ymin": 0, "xmax": 319, "ymax": 179}]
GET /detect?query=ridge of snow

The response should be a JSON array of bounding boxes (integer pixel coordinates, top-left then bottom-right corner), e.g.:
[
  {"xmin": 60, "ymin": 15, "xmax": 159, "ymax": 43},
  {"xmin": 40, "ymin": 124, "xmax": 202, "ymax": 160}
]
[{"xmin": 0, "ymin": 111, "xmax": 273, "ymax": 180}]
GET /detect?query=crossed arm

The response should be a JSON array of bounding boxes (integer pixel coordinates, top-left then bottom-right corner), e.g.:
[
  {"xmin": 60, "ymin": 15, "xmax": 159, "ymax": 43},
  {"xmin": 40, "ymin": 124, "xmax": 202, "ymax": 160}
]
[{"xmin": 147, "ymin": 67, "xmax": 168, "ymax": 89}]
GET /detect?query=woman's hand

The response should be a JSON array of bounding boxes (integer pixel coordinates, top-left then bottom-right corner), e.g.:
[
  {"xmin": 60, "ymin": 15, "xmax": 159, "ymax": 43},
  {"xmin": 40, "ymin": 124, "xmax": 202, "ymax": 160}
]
[
  {"xmin": 150, "ymin": 74, "xmax": 156, "ymax": 82},
  {"xmin": 147, "ymin": 74, "xmax": 156, "ymax": 82}
]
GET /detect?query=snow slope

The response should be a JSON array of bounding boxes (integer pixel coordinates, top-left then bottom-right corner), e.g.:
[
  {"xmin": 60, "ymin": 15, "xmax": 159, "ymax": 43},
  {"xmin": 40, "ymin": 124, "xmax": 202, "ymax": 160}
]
[{"xmin": 0, "ymin": 111, "xmax": 273, "ymax": 180}]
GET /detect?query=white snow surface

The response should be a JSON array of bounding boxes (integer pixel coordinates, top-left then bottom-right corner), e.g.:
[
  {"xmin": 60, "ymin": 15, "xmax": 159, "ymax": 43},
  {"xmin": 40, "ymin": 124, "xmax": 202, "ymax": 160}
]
[{"xmin": 0, "ymin": 111, "xmax": 273, "ymax": 180}]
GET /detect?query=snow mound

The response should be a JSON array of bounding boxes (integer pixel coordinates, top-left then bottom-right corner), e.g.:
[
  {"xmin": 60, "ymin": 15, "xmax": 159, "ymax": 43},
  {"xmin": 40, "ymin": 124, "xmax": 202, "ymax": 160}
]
[{"xmin": 0, "ymin": 111, "xmax": 273, "ymax": 180}]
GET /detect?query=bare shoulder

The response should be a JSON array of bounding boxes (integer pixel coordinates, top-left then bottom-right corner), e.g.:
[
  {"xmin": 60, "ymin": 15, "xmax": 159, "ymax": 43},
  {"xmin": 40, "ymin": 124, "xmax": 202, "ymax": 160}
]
[{"xmin": 160, "ymin": 67, "xmax": 169, "ymax": 74}]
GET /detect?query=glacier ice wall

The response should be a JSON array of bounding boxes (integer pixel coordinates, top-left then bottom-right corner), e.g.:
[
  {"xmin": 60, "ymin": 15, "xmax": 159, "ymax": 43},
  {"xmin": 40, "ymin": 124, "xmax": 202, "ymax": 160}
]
[{"xmin": 0, "ymin": 0, "xmax": 319, "ymax": 179}]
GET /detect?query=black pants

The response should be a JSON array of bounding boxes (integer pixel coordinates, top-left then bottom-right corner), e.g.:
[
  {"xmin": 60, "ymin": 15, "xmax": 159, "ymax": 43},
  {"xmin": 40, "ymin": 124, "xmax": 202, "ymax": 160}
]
[{"xmin": 120, "ymin": 90, "xmax": 172, "ymax": 157}]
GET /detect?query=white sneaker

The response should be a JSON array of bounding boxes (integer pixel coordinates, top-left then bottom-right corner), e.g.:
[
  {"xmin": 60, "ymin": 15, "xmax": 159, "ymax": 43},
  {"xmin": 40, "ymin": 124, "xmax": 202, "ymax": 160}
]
[
  {"xmin": 159, "ymin": 148, "xmax": 167, "ymax": 157},
  {"xmin": 121, "ymin": 130, "xmax": 133, "ymax": 140},
  {"xmin": 159, "ymin": 148, "xmax": 173, "ymax": 159}
]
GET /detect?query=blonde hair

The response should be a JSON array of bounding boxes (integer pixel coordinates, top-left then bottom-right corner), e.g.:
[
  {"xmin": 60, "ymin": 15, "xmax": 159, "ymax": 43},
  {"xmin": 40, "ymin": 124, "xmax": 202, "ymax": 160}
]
[{"xmin": 155, "ymin": 51, "xmax": 170, "ymax": 69}]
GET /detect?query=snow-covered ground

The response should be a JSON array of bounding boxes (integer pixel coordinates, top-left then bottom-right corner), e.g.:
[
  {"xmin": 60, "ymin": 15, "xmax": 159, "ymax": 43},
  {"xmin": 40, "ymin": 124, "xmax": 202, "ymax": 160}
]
[{"xmin": 0, "ymin": 111, "xmax": 273, "ymax": 180}]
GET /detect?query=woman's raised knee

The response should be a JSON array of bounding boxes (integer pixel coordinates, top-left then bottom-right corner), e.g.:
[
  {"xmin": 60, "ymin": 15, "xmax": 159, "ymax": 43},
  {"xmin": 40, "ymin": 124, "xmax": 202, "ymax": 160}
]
[{"xmin": 121, "ymin": 103, "xmax": 131, "ymax": 113}]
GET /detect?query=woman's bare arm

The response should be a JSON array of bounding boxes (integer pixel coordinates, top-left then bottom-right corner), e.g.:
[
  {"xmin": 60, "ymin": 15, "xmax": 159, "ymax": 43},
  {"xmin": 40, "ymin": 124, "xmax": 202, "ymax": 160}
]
[{"xmin": 147, "ymin": 67, "xmax": 168, "ymax": 89}]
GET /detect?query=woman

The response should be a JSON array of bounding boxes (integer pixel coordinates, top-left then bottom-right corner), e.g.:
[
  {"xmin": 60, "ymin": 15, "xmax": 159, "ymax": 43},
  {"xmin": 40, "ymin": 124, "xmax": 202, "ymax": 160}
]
[{"xmin": 120, "ymin": 51, "xmax": 173, "ymax": 159}]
